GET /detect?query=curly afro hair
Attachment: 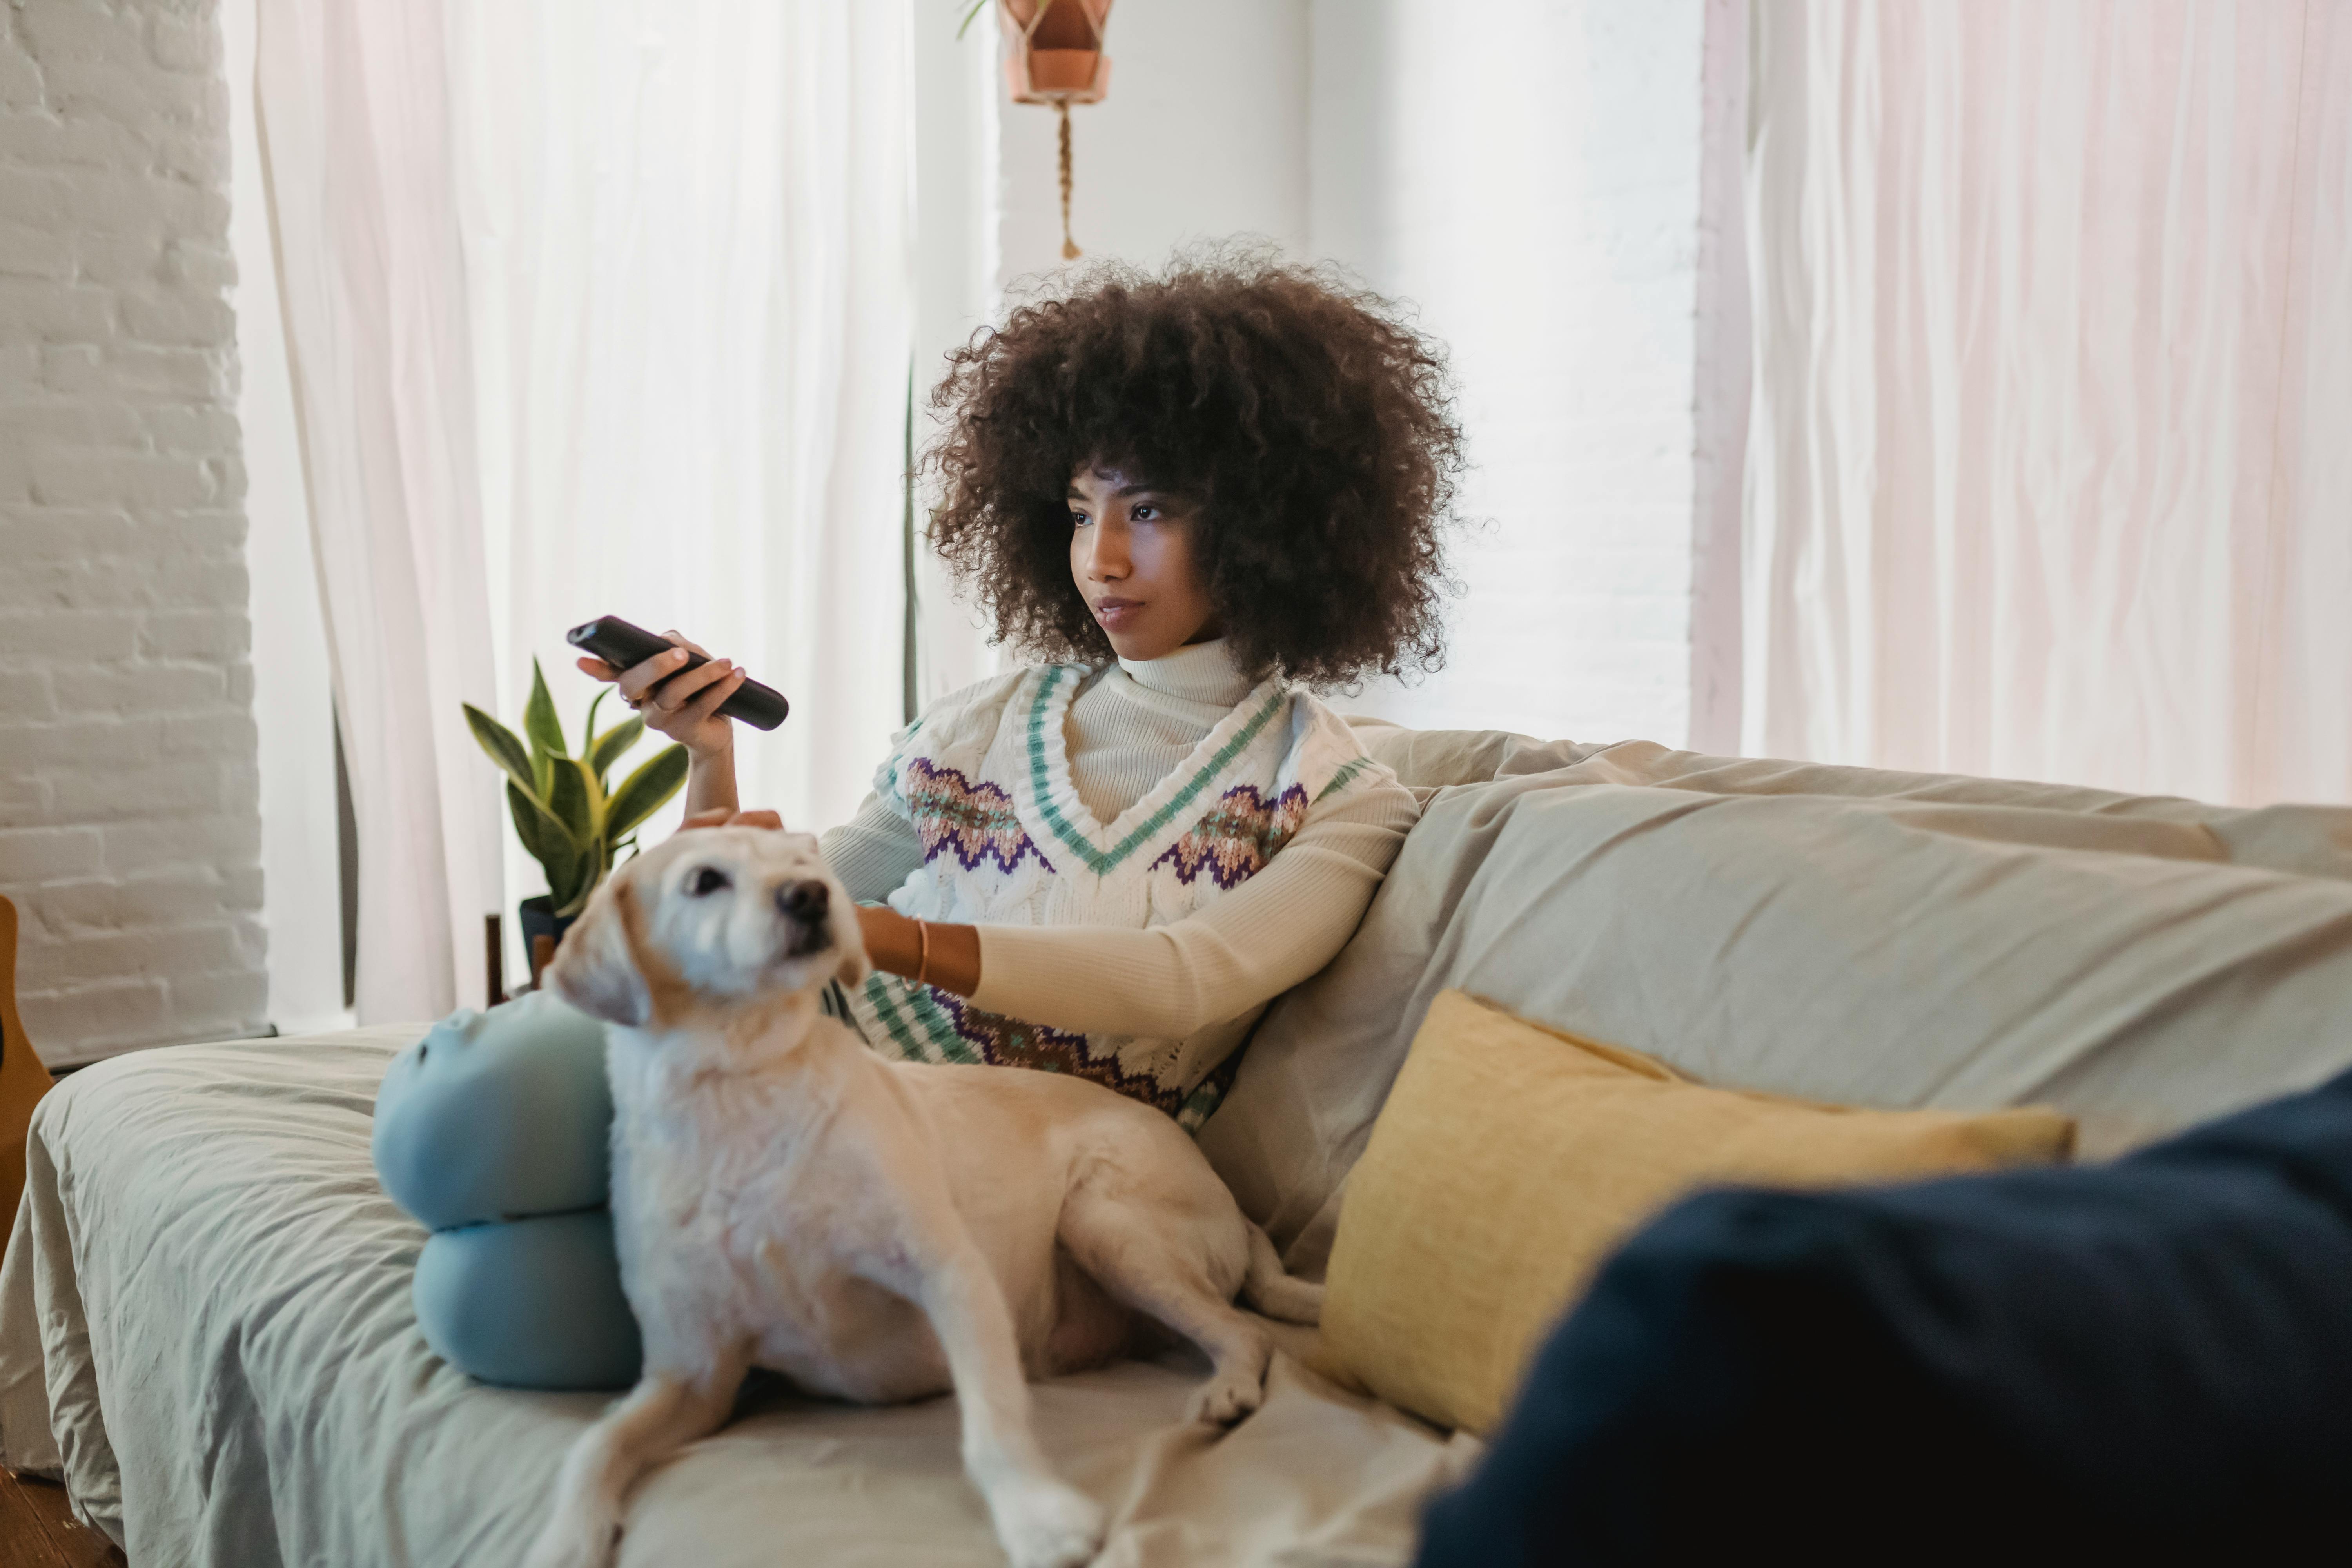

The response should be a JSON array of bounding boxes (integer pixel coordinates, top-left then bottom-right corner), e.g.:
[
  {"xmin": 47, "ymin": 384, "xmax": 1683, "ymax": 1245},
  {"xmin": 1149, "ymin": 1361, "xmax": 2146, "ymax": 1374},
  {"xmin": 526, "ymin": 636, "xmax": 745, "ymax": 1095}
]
[{"xmin": 924, "ymin": 249, "xmax": 1465, "ymax": 687}]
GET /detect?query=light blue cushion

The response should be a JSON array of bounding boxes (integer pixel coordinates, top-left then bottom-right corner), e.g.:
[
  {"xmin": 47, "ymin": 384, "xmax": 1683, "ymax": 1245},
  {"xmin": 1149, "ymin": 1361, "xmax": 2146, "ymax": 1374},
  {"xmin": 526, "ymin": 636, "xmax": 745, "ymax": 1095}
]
[
  {"xmin": 414, "ymin": 1210, "xmax": 641, "ymax": 1390},
  {"xmin": 372, "ymin": 992, "xmax": 613, "ymax": 1230}
]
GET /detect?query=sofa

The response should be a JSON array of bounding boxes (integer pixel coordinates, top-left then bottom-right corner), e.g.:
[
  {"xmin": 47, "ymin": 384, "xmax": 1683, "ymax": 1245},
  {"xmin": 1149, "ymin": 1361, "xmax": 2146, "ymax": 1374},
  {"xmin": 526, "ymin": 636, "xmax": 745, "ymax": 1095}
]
[{"xmin": 5, "ymin": 721, "xmax": 2350, "ymax": 1564}]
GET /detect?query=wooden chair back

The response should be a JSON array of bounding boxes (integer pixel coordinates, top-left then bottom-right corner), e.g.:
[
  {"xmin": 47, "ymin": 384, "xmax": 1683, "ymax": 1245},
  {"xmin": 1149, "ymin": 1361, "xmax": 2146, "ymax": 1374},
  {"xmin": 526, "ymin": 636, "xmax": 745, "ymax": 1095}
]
[{"xmin": 0, "ymin": 896, "xmax": 53, "ymax": 1235}]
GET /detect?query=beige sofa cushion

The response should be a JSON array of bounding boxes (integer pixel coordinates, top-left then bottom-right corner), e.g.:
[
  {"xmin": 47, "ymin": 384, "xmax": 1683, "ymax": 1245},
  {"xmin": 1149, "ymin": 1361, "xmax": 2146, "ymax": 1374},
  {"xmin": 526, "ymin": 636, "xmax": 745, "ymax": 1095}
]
[
  {"xmin": 1338, "ymin": 716, "xmax": 1602, "ymax": 795},
  {"xmin": 1197, "ymin": 734, "xmax": 2352, "ymax": 1277}
]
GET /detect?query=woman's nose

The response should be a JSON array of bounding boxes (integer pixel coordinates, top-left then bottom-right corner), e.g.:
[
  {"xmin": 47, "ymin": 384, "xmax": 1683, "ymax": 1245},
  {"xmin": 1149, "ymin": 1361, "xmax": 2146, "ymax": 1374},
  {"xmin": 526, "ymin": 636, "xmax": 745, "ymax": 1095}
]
[{"xmin": 1084, "ymin": 518, "xmax": 1131, "ymax": 580}]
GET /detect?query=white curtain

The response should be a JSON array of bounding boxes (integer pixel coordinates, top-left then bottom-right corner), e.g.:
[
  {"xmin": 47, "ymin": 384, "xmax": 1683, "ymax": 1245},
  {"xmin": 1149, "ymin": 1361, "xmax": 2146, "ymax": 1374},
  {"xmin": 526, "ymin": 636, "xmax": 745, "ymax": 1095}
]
[
  {"xmin": 259, "ymin": 0, "xmax": 914, "ymax": 1021},
  {"xmin": 1744, "ymin": 0, "xmax": 2352, "ymax": 806},
  {"xmin": 257, "ymin": 0, "xmax": 503, "ymax": 1023},
  {"xmin": 450, "ymin": 2, "xmax": 914, "ymax": 976}
]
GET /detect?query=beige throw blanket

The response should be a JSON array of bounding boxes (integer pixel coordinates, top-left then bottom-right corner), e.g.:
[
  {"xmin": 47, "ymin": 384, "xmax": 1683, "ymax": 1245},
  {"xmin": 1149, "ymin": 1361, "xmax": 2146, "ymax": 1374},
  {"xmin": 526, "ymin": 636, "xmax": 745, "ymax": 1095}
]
[{"xmin": 0, "ymin": 1029, "xmax": 1469, "ymax": 1564}]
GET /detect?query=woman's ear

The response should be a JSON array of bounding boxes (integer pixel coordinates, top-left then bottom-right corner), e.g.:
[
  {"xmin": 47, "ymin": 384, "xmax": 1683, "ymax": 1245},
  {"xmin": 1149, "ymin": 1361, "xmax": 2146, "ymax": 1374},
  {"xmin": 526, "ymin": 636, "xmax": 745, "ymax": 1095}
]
[{"xmin": 546, "ymin": 877, "xmax": 651, "ymax": 1026}]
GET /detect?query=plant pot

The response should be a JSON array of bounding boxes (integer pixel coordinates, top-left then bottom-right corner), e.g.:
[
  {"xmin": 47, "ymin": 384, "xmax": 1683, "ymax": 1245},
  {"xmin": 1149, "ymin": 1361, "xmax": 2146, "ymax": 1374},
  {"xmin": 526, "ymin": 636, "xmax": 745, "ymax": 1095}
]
[
  {"xmin": 999, "ymin": 0, "xmax": 1112, "ymax": 103},
  {"xmin": 519, "ymin": 895, "xmax": 580, "ymax": 989}
]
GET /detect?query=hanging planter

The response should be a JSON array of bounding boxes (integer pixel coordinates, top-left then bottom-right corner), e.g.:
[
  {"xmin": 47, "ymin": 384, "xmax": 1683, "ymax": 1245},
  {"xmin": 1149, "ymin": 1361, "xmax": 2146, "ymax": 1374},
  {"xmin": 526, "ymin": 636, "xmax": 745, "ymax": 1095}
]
[
  {"xmin": 996, "ymin": 0, "xmax": 1114, "ymax": 260},
  {"xmin": 998, "ymin": 0, "xmax": 1111, "ymax": 103}
]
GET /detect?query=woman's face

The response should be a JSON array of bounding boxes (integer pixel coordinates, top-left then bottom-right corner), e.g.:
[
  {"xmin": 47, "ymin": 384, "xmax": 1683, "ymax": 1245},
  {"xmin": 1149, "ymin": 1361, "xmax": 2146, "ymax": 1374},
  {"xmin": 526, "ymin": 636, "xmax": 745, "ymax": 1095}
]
[{"xmin": 1067, "ymin": 463, "xmax": 1221, "ymax": 661}]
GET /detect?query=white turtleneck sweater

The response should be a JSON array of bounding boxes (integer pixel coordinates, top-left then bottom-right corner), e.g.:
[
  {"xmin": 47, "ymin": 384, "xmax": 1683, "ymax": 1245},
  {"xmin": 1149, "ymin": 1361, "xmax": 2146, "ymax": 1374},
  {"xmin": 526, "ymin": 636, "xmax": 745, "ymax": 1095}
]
[{"xmin": 820, "ymin": 640, "xmax": 1420, "ymax": 1041}]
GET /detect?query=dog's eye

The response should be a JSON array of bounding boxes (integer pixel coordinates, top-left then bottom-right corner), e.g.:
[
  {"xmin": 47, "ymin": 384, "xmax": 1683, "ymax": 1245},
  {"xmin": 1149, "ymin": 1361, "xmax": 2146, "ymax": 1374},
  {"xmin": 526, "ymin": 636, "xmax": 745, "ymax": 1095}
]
[{"xmin": 688, "ymin": 867, "xmax": 731, "ymax": 897}]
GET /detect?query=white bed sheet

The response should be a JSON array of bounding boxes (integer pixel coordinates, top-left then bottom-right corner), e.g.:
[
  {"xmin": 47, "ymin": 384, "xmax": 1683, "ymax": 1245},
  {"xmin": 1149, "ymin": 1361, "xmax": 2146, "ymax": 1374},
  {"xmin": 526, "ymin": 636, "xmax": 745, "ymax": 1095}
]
[{"xmin": 0, "ymin": 1029, "xmax": 1469, "ymax": 1566}]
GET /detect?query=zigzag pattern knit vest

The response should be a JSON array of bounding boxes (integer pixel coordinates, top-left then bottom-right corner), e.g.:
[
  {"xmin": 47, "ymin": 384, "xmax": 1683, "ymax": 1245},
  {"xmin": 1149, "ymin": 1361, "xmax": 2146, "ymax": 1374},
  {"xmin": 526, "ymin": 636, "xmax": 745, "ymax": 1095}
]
[{"xmin": 845, "ymin": 663, "xmax": 1382, "ymax": 1129}]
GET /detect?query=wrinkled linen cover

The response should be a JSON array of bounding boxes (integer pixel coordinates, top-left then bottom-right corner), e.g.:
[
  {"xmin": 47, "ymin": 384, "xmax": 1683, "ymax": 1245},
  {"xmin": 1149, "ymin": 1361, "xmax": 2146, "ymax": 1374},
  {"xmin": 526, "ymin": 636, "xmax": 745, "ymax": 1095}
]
[
  {"xmin": 1206, "ymin": 734, "xmax": 2352, "ymax": 1275},
  {"xmin": 0, "ymin": 1029, "xmax": 1469, "ymax": 1564}
]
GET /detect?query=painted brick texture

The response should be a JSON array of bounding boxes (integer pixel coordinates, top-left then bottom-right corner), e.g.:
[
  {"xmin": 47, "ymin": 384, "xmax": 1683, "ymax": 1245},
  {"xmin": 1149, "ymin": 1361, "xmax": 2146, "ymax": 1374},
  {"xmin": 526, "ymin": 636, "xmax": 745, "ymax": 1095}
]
[{"xmin": 0, "ymin": 0, "xmax": 266, "ymax": 1065}]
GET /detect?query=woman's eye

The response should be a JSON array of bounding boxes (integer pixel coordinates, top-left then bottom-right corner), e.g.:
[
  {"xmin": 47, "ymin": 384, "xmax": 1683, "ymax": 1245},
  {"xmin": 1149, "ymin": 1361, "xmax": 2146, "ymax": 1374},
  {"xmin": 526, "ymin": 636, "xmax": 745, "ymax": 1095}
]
[
  {"xmin": 1131, "ymin": 505, "xmax": 1158, "ymax": 521},
  {"xmin": 690, "ymin": 867, "xmax": 730, "ymax": 896},
  {"xmin": 1069, "ymin": 510, "xmax": 1091, "ymax": 528}
]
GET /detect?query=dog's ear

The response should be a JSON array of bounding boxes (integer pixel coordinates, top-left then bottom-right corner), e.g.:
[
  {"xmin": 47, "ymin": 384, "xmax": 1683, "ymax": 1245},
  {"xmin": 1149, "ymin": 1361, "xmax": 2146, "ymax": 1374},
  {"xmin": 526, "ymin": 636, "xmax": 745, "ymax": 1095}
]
[
  {"xmin": 830, "ymin": 883, "xmax": 873, "ymax": 989},
  {"xmin": 546, "ymin": 876, "xmax": 650, "ymax": 1027},
  {"xmin": 834, "ymin": 920, "xmax": 873, "ymax": 989}
]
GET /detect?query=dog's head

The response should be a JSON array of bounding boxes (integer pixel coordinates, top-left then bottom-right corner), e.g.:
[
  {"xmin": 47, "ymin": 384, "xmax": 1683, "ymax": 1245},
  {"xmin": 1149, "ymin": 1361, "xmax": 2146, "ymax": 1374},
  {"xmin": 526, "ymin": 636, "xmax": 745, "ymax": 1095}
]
[{"xmin": 546, "ymin": 826, "xmax": 871, "ymax": 1028}]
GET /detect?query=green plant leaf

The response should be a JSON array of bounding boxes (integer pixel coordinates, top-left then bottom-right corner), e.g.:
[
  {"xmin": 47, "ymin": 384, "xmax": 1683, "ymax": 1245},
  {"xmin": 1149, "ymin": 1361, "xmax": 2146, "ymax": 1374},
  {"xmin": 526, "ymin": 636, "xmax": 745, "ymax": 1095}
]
[
  {"xmin": 581, "ymin": 687, "xmax": 608, "ymax": 759},
  {"xmin": 506, "ymin": 781, "xmax": 548, "ymax": 861},
  {"xmin": 524, "ymin": 658, "xmax": 568, "ymax": 759},
  {"xmin": 463, "ymin": 704, "xmax": 537, "ymax": 797},
  {"xmin": 587, "ymin": 715, "xmax": 646, "ymax": 781},
  {"xmin": 547, "ymin": 753, "xmax": 600, "ymax": 845},
  {"xmin": 513, "ymin": 781, "xmax": 592, "ymax": 913},
  {"xmin": 551, "ymin": 840, "xmax": 603, "ymax": 917},
  {"xmin": 605, "ymin": 744, "xmax": 690, "ymax": 843},
  {"xmin": 506, "ymin": 780, "xmax": 574, "ymax": 864},
  {"xmin": 955, "ymin": 0, "xmax": 991, "ymax": 38}
]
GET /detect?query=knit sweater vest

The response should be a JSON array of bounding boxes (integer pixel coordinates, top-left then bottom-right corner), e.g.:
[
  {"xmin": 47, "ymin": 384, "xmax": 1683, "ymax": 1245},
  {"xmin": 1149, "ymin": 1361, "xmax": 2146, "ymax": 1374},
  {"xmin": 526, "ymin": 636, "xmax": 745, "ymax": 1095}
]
[{"xmin": 845, "ymin": 661, "xmax": 1387, "ymax": 1128}]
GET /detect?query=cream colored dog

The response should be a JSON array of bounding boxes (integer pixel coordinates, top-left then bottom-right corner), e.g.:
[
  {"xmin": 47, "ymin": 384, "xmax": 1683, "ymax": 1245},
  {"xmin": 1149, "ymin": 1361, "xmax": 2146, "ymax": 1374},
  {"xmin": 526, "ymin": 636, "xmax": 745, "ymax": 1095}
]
[{"xmin": 523, "ymin": 826, "xmax": 1320, "ymax": 1568}]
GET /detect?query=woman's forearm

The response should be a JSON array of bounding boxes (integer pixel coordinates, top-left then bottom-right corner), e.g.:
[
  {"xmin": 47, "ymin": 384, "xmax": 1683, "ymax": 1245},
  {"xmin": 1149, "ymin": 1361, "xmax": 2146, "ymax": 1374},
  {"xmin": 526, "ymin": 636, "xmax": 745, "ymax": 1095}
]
[
  {"xmin": 682, "ymin": 742, "xmax": 741, "ymax": 819},
  {"xmin": 965, "ymin": 781, "xmax": 1418, "ymax": 1037},
  {"xmin": 856, "ymin": 906, "xmax": 981, "ymax": 996},
  {"xmin": 852, "ymin": 781, "xmax": 1418, "ymax": 1036}
]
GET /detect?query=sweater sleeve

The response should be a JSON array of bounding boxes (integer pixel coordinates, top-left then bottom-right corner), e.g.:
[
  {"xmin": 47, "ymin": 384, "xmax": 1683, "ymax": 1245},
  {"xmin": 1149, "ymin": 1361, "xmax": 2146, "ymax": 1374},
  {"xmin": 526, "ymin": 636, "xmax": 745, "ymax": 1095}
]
[
  {"xmin": 966, "ymin": 771, "xmax": 1420, "ymax": 1038},
  {"xmin": 820, "ymin": 791, "xmax": 927, "ymax": 906}
]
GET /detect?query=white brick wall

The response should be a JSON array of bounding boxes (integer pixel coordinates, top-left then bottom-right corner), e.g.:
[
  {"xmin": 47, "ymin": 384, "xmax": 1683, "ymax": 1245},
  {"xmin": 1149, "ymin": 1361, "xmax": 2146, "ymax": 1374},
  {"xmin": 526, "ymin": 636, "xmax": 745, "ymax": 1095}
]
[{"xmin": 0, "ymin": 0, "xmax": 267, "ymax": 1066}]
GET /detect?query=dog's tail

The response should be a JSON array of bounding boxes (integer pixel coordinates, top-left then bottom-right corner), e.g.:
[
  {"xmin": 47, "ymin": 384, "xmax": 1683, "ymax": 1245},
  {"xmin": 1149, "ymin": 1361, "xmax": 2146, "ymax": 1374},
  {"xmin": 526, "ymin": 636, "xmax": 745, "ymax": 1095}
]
[{"xmin": 1240, "ymin": 1221, "xmax": 1323, "ymax": 1325}]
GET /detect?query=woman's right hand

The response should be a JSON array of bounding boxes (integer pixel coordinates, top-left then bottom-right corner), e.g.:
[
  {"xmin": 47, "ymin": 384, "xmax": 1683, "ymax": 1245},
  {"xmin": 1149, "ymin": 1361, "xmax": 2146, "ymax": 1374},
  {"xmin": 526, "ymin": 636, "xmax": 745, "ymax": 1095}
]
[{"xmin": 576, "ymin": 630, "xmax": 748, "ymax": 761}]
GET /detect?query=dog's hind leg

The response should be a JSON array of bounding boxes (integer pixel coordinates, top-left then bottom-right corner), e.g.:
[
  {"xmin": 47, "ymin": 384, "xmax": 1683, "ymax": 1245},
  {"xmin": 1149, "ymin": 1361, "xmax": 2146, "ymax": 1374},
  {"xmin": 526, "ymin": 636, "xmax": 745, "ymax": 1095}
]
[
  {"xmin": 1058, "ymin": 1199, "xmax": 1274, "ymax": 1428},
  {"xmin": 1242, "ymin": 1220, "xmax": 1323, "ymax": 1325},
  {"xmin": 522, "ymin": 1357, "xmax": 745, "ymax": 1568}
]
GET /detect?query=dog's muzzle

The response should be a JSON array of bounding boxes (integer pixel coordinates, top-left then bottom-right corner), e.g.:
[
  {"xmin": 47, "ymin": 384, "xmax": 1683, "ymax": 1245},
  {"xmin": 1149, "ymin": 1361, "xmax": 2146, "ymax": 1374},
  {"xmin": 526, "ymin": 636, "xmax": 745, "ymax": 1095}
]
[{"xmin": 777, "ymin": 879, "xmax": 833, "ymax": 957}]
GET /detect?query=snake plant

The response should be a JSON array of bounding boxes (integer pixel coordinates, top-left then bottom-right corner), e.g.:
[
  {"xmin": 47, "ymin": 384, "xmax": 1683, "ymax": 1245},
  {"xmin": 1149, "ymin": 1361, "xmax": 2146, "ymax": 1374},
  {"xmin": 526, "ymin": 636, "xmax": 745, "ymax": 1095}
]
[{"xmin": 463, "ymin": 660, "xmax": 690, "ymax": 918}]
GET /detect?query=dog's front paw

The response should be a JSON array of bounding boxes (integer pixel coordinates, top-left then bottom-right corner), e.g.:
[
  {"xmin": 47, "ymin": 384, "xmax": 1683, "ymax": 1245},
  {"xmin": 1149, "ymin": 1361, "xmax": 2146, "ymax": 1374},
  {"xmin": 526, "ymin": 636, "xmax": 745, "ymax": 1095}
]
[
  {"xmin": 521, "ymin": 1509, "xmax": 619, "ymax": 1568},
  {"xmin": 1183, "ymin": 1367, "xmax": 1266, "ymax": 1427},
  {"xmin": 989, "ymin": 1477, "xmax": 1105, "ymax": 1568}
]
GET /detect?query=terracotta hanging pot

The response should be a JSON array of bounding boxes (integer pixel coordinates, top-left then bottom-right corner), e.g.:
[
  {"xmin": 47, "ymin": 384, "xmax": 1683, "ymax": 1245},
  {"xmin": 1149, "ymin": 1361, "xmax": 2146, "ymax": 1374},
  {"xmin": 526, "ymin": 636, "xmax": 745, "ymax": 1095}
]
[
  {"xmin": 996, "ymin": 0, "xmax": 1114, "ymax": 259},
  {"xmin": 998, "ymin": 0, "xmax": 1113, "ymax": 105}
]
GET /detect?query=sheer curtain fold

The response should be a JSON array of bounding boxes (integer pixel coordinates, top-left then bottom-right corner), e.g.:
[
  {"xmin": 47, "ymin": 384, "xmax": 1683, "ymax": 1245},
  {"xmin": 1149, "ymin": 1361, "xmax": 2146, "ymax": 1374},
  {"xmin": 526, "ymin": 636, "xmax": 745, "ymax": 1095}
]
[
  {"xmin": 256, "ymin": 0, "xmax": 501, "ymax": 1022},
  {"xmin": 1745, "ymin": 0, "xmax": 2352, "ymax": 806},
  {"xmin": 259, "ymin": 0, "xmax": 914, "ymax": 1020},
  {"xmin": 451, "ymin": 0, "xmax": 914, "ymax": 870}
]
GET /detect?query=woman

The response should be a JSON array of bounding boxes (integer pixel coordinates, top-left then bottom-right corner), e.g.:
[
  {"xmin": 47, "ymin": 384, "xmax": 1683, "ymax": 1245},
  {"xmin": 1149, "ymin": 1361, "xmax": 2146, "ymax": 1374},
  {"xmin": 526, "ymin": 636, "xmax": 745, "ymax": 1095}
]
[
  {"xmin": 382, "ymin": 254, "xmax": 1465, "ymax": 1393},
  {"xmin": 591, "ymin": 252, "xmax": 1465, "ymax": 1129}
]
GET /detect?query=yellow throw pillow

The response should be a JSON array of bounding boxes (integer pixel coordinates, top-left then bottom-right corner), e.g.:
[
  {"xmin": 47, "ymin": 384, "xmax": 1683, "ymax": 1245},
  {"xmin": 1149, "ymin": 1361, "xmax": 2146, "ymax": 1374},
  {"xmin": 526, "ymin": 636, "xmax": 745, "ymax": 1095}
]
[{"xmin": 1322, "ymin": 990, "xmax": 2075, "ymax": 1434}]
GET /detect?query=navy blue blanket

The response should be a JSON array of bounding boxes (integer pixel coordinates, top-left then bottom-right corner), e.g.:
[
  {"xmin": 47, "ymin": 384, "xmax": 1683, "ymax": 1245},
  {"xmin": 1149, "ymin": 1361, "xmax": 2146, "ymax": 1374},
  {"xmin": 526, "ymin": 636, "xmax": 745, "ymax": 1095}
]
[{"xmin": 1416, "ymin": 1067, "xmax": 2352, "ymax": 1563}]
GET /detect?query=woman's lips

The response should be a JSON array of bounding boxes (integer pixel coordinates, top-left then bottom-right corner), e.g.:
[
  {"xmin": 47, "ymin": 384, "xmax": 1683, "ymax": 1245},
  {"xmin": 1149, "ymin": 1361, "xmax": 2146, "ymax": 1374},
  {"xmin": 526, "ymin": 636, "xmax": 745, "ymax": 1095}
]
[{"xmin": 1092, "ymin": 598, "xmax": 1144, "ymax": 630}]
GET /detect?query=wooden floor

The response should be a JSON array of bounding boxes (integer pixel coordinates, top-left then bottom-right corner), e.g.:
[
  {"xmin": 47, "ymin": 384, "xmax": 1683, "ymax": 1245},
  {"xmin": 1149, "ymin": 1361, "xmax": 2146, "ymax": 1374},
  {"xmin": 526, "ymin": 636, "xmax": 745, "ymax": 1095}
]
[{"xmin": 0, "ymin": 1469, "xmax": 123, "ymax": 1568}]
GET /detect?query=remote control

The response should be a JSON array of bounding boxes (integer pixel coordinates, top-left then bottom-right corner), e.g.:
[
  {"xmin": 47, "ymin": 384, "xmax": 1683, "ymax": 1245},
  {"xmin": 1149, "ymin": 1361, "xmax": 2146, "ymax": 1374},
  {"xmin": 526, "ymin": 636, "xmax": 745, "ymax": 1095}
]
[{"xmin": 565, "ymin": 616, "xmax": 789, "ymax": 731}]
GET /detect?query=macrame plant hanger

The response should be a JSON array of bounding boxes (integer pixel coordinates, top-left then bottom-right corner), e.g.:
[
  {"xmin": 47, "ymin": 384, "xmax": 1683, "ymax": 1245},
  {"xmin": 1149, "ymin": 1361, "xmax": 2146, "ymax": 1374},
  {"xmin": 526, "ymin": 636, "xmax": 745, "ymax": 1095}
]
[{"xmin": 996, "ymin": 0, "xmax": 1114, "ymax": 261}]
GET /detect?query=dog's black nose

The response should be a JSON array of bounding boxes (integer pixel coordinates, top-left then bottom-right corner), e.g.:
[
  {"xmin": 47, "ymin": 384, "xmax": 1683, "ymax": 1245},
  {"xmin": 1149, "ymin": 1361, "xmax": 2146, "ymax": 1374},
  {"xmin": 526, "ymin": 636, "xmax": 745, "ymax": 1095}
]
[{"xmin": 777, "ymin": 880, "xmax": 829, "ymax": 924}]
